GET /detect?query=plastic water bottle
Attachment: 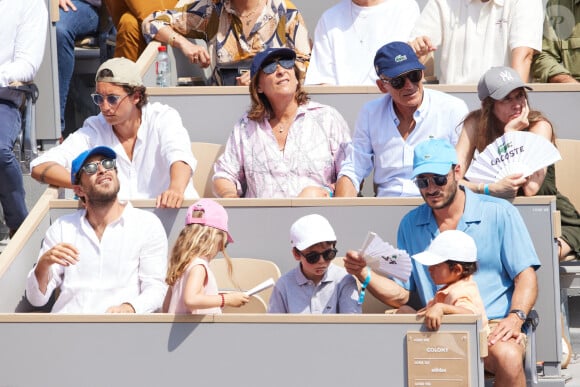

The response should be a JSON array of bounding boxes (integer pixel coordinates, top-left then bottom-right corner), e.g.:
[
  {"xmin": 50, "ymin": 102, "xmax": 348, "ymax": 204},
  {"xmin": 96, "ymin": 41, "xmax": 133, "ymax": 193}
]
[{"xmin": 155, "ymin": 45, "xmax": 171, "ymax": 87}]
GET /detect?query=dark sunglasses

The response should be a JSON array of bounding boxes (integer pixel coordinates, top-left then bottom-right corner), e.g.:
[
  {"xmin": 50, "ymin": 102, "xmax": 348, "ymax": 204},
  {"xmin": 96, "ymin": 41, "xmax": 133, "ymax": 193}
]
[
  {"xmin": 298, "ymin": 248, "xmax": 338, "ymax": 264},
  {"xmin": 414, "ymin": 174, "xmax": 448, "ymax": 189},
  {"xmin": 380, "ymin": 69, "xmax": 423, "ymax": 89},
  {"xmin": 81, "ymin": 158, "xmax": 116, "ymax": 175},
  {"xmin": 90, "ymin": 93, "xmax": 129, "ymax": 106},
  {"xmin": 261, "ymin": 58, "xmax": 295, "ymax": 74}
]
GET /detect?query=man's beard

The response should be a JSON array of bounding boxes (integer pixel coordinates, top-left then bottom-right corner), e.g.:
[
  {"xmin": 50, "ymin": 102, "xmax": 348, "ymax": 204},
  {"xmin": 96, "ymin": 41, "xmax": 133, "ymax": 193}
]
[
  {"xmin": 421, "ymin": 179, "xmax": 458, "ymax": 210},
  {"xmin": 431, "ymin": 184, "xmax": 457, "ymax": 210},
  {"xmin": 85, "ymin": 179, "xmax": 120, "ymax": 207}
]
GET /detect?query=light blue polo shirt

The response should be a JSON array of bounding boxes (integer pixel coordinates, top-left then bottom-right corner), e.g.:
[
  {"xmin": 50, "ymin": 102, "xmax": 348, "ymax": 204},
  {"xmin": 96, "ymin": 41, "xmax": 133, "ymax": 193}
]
[{"xmin": 397, "ymin": 187, "xmax": 541, "ymax": 319}]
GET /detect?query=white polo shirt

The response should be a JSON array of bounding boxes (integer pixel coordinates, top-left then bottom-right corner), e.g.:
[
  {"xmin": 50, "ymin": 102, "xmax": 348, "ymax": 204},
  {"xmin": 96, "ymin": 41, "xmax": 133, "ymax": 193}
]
[{"xmin": 411, "ymin": 0, "xmax": 543, "ymax": 84}]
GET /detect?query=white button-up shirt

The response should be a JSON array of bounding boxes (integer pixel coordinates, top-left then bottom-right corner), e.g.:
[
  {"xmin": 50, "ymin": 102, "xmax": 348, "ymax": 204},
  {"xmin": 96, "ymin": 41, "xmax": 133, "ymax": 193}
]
[
  {"xmin": 31, "ymin": 102, "xmax": 198, "ymax": 199},
  {"xmin": 411, "ymin": 0, "xmax": 543, "ymax": 84},
  {"xmin": 338, "ymin": 88, "xmax": 467, "ymax": 196},
  {"xmin": 0, "ymin": 0, "xmax": 47, "ymax": 103},
  {"xmin": 26, "ymin": 202, "xmax": 168, "ymax": 313}
]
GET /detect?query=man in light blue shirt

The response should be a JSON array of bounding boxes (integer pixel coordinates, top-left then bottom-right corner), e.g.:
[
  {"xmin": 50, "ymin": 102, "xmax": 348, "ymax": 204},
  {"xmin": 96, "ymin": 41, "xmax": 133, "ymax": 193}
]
[
  {"xmin": 335, "ymin": 41, "xmax": 468, "ymax": 197},
  {"xmin": 344, "ymin": 138, "xmax": 540, "ymax": 386}
]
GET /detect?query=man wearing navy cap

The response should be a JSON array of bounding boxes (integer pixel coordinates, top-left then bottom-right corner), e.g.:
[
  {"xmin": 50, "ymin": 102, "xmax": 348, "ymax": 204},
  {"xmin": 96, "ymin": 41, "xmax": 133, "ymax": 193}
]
[
  {"xmin": 345, "ymin": 138, "xmax": 540, "ymax": 386},
  {"xmin": 336, "ymin": 41, "xmax": 468, "ymax": 197},
  {"xmin": 26, "ymin": 146, "xmax": 168, "ymax": 314}
]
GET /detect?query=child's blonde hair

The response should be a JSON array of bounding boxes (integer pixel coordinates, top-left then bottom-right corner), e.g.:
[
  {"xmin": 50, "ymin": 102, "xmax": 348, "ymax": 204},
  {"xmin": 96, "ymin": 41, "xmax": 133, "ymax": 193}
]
[{"xmin": 166, "ymin": 210, "xmax": 233, "ymax": 286}]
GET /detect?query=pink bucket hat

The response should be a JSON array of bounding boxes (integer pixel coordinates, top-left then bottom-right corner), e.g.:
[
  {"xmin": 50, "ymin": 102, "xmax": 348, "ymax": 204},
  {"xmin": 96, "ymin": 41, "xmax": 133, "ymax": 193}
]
[{"xmin": 185, "ymin": 199, "xmax": 234, "ymax": 243}]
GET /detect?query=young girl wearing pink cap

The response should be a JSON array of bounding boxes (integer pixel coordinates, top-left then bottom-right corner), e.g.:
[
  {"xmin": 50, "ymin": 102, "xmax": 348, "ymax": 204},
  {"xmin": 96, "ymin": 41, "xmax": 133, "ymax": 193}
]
[{"xmin": 163, "ymin": 199, "xmax": 249, "ymax": 314}]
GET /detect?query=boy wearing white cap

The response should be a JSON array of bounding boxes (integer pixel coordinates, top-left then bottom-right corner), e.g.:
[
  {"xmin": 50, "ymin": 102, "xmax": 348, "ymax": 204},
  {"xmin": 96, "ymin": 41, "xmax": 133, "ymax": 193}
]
[
  {"xmin": 268, "ymin": 214, "xmax": 361, "ymax": 314},
  {"xmin": 409, "ymin": 230, "xmax": 488, "ymax": 332}
]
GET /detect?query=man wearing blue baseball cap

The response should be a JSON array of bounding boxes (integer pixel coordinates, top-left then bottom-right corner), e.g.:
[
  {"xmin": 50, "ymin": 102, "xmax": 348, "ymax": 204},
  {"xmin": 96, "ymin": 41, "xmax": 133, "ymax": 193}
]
[
  {"xmin": 344, "ymin": 138, "xmax": 540, "ymax": 386},
  {"xmin": 26, "ymin": 146, "xmax": 168, "ymax": 314},
  {"xmin": 335, "ymin": 41, "xmax": 468, "ymax": 197}
]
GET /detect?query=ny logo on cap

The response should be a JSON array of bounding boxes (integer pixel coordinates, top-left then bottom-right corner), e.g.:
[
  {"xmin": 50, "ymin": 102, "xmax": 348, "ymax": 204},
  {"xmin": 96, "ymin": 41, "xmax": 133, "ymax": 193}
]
[
  {"xmin": 499, "ymin": 70, "xmax": 514, "ymax": 82},
  {"xmin": 395, "ymin": 54, "xmax": 407, "ymax": 63}
]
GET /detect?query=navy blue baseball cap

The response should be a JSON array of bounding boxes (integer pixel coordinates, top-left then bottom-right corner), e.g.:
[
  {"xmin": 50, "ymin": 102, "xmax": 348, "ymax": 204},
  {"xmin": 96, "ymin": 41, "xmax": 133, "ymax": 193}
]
[
  {"xmin": 374, "ymin": 41, "xmax": 425, "ymax": 79},
  {"xmin": 71, "ymin": 146, "xmax": 117, "ymax": 184},
  {"xmin": 250, "ymin": 47, "xmax": 296, "ymax": 78}
]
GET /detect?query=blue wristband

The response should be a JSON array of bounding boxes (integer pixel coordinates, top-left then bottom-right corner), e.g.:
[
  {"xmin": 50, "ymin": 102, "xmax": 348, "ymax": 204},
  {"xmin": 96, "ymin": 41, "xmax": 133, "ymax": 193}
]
[
  {"xmin": 322, "ymin": 186, "xmax": 334, "ymax": 197},
  {"xmin": 358, "ymin": 269, "xmax": 371, "ymax": 305},
  {"xmin": 483, "ymin": 184, "xmax": 490, "ymax": 195}
]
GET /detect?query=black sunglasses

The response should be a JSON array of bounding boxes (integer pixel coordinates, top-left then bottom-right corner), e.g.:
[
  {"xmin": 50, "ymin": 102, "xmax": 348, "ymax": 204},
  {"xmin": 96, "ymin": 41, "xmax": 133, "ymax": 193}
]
[
  {"xmin": 262, "ymin": 58, "xmax": 295, "ymax": 74},
  {"xmin": 380, "ymin": 69, "xmax": 423, "ymax": 89},
  {"xmin": 298, "ymin": 248, "xmax": 338, "ymax": 264},
  {"xmin": 81, "ymin": 158, "xmax": 116, "ymax": 175},
  {"xmin": 414, "ymin": 174, "xmax": 448, "ymax": 189}
]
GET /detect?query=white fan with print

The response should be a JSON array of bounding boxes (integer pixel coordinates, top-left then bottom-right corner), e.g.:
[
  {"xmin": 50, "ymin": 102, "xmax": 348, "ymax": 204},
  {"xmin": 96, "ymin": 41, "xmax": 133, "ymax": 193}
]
[
  {"xmin": 360, "ymin": 232, "xmax": 412, "ymax": 282},
  {"xmin": 464, "ymin": 131, "xmax": 561, "ymax": 184}
]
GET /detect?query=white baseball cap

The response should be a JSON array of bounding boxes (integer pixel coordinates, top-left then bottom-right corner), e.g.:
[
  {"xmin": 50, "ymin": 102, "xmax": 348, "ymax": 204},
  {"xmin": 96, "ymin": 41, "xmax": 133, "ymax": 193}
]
[
  {"xmin": 412, "ymin": 230, "xmax": 477, "ymax": 266},
  {"xmin": 290, "ymin": 214, "xmax": 337, "ymax": 250}
]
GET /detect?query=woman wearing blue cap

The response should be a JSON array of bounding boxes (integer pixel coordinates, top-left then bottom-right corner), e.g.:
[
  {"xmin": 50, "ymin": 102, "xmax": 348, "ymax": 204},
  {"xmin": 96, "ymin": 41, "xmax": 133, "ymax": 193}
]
[{"xmin": 212, "ymin": 48, "xmax": 351, "ymax": 198}]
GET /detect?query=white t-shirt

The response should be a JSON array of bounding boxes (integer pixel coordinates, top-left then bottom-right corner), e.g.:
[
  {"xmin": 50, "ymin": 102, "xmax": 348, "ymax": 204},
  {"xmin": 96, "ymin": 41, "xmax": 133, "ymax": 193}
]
[
  {"xmin": 410, "ymin": 0, "xmax": 543, "ymax": 84},
  {"xmin": 31, "ymin": 102, "xmax": 199, "ymax": 199},
  {"xmin": 305, "ymin": 0, "xmax": 420, "ymax": 85}
]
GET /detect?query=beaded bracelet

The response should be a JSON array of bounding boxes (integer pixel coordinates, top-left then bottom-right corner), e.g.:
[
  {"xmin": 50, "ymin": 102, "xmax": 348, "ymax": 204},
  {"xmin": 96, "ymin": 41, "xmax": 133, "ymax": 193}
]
[{"xmin": 220, "ymin": 293, "xmax": 225, "ymax": 308}]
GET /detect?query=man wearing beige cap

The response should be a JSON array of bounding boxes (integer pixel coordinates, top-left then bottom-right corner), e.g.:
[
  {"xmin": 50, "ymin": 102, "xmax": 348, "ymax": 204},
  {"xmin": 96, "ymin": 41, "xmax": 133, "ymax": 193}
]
[{"xmin": 31, "ymin": 57, "xmax": 198, "ymax": 207}]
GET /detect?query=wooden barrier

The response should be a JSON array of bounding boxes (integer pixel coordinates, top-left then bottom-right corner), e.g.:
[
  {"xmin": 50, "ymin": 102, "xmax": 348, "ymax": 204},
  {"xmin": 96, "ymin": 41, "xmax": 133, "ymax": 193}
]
[{"xmin": 0, "ymin": 313, "xmax": 485, "ymax": 386}]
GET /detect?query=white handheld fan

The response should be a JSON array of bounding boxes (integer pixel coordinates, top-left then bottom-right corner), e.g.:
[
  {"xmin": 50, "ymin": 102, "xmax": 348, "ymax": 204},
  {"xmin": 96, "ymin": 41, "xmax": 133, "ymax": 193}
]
[
  {"xmin": 464, "ymin": 131, "xmax": 561, "ymax": 184},
  {"xmin": 360, "ymin": 232, "xmax": 412, "ymax": 281}
]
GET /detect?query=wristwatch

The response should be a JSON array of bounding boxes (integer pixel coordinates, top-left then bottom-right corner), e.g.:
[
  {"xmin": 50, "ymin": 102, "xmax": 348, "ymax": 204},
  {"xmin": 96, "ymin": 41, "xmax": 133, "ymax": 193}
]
[{"xmin": 509, "ymin": 309, "xmax": 527, "ymax": 321}]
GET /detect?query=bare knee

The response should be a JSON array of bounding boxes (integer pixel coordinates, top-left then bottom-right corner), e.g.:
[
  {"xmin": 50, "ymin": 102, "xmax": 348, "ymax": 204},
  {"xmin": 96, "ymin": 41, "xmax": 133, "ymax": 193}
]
[{"xmin": 485, "ymin": 342, "xmax": 525, "ymax": 386}]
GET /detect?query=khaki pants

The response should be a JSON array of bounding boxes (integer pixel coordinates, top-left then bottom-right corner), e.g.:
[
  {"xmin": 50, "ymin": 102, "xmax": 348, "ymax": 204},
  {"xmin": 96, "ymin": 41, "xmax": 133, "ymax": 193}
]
[
  {"xmin": 104, "ymin": 0, "xmax": 178, "ymax": 61},
  {"xmin": 488, "ymin": 319, "xmax": 527, "ymax": 351}
]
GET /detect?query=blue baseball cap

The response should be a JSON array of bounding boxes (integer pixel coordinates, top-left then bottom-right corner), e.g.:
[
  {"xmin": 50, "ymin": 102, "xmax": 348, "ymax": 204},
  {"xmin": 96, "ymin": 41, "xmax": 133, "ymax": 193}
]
[
  {"xmin": 374, "ymin": 41, "xmax": 425, "ymax": 79},
  {"xmin": 250, "ymin": 47, "xmax": 296, "ymax": 78},
  {"xmin": 412, "ymin": 138, "xmax": 458, "ymax": 178},
  {"xmin": 71, "ymin": 146, "xmax": 117, "ymax": 184}
]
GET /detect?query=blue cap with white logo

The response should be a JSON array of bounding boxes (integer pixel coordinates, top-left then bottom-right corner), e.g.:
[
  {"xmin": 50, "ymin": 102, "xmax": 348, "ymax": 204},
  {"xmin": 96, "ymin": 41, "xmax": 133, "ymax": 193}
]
[
  {"xmin": 412, "ymin": 138, "xmax": 458, "ymax": 178},
  {"xmin": 374, "ymin": 41, "xmax": 425, "ymax": 79}
]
